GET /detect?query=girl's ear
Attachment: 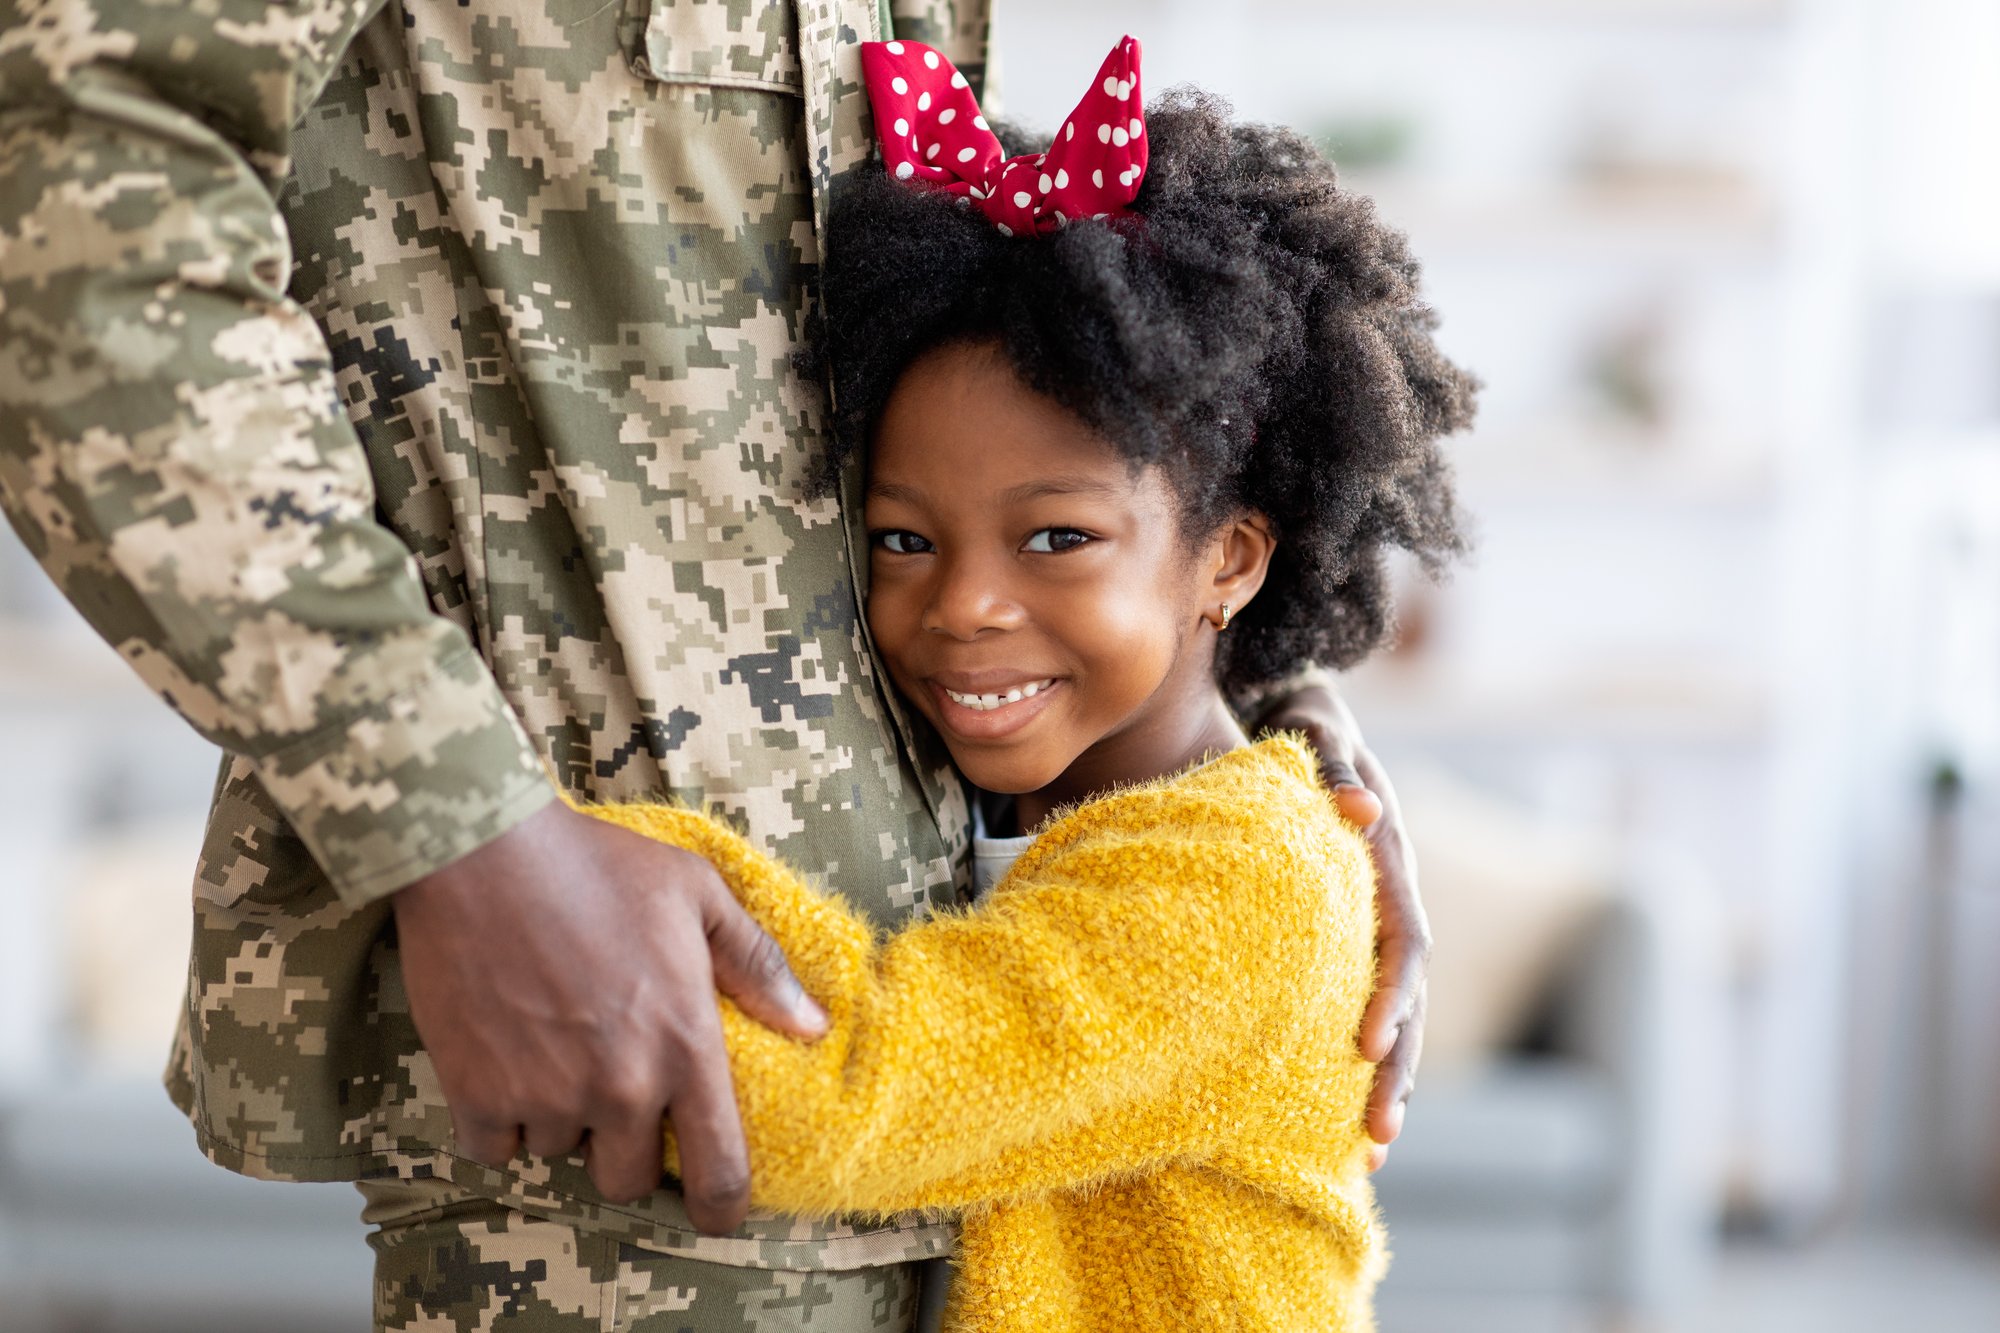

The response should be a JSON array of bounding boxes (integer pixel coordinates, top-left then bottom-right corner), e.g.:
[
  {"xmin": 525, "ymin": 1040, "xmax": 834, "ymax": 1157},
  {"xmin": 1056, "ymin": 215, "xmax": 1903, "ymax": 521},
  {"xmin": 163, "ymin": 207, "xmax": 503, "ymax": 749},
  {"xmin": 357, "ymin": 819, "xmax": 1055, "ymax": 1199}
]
[{"xmin": 1204, "ymin": 511, "xmax": 1276, "ymax": 630}]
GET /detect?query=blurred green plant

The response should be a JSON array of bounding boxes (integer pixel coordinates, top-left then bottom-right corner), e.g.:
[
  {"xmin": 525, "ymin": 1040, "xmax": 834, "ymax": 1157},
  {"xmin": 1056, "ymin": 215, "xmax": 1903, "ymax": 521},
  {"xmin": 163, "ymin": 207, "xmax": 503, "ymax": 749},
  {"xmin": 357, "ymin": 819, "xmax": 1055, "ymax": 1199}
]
[
  {"xmin": 1582, "ymin": 307, "xmax": 1671, "ymax": 431},
  {"xmin": 1314, "ymin": 114, "xmax": 1419, "ymax": 173}
]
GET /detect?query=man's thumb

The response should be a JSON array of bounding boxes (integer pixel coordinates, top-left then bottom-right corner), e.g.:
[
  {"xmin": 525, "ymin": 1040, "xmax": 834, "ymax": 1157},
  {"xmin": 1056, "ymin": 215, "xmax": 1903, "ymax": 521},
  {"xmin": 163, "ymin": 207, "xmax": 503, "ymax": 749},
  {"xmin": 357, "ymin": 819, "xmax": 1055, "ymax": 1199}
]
[{"xmin": 704, "ymin": 898, "xmax": 828, "ymax": 1040}]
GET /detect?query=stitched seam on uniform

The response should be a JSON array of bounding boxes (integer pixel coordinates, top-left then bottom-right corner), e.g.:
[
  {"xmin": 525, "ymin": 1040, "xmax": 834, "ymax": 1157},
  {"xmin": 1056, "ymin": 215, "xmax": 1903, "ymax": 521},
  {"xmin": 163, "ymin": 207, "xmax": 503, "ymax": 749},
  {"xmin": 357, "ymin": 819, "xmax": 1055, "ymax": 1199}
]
[
  {"xmin": 184, "ymin": 1123, "xmax": 940, "ymax": 1245},
  {"xmin": 634, "ymin": 72, "xmax": 803, "ymax": 95}
]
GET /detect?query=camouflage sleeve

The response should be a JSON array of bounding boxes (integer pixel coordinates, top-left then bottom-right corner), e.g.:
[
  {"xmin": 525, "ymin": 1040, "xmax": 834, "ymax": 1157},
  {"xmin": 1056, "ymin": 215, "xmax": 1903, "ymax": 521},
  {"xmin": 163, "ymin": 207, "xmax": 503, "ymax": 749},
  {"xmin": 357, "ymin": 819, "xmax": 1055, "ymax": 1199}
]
[{"xmin": 0, "ymin": 0, "xmax": 557, "ymax": 905}]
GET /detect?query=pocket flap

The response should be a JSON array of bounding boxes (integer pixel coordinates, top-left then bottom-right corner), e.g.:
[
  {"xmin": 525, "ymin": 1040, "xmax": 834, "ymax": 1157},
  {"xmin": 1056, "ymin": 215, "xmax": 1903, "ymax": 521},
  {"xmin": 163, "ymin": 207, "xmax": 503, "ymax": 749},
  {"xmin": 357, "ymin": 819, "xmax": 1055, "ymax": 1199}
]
[{"xmin": 631, "ymin": 0, "xmax": 803, "ymax": 94}]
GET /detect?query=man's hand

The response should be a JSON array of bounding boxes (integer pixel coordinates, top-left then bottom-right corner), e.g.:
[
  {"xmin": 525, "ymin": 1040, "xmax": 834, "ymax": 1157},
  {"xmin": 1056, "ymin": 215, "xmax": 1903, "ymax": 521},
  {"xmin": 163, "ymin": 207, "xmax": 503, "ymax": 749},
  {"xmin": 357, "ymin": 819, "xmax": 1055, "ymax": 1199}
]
[
  {"xmin": 391, "ymin": 800, "xmax": 828, "ymax": 1229},
  {"xmin": 1259, "ymin": 683, "xmax": 1429, "ymax": 1175}
]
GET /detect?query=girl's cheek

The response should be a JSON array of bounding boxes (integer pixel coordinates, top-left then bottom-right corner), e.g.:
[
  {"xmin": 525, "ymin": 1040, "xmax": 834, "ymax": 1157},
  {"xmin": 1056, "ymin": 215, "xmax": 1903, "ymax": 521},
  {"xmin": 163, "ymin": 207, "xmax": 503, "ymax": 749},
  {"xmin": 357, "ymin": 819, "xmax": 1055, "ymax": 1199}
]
[{"xmin": 867, "ymin": 583, "xmax": 926, "ymax": 672}]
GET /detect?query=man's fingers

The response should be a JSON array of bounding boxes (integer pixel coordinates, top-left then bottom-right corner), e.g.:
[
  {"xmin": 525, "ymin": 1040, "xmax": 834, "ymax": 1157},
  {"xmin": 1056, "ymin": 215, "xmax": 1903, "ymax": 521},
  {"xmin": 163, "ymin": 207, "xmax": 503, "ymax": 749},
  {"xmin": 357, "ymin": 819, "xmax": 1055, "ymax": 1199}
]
[
  {"xmin": 1264, "ymin": 699, "xmax": 1382, "ymax": 827},
  {"xmin": 521, "ymin": 1113, "xmax": 587, "ymax": 1162},
  {"xmin": 1332, "ymin": 783, "xmax": 1384, "ymax": 828},
  {"xmin": 1263, "ymin": 686, "xmax": 1433, "ymax": 1151},
  {"xmin": 1313, "ymin": 740, "xmax": 1365, "ymax": 795},
  {"xmin": 665, "ymin": 1017, "xmax": 754, "ymax": 1234},
  {"xmin": 1356, "ymin": 745, "xmax": 1428, "ymax": 1063},
  {"xmin": 1360, "ymin": 907, "xmax": 1430, "ymax": 1062},
  {"xmin": 452, "ymin": 1114, "xmax": 524, "ymax": 1169},
  {"xmin": 583, "ymin": 1105, "xmax": 671, "ymax": 1205},
  {"xmin": 1287, "ymin": 723, "xmax": 1381, "ymax": 825},
  {"xmin": 703, "ymin": 884, "xmax": 827, "ymax": 1040},
  {"xmin": 1351, "ymin": 745, "xmax": 1407, "ymax": 846},
  {"xmin": 1365, "ymin": 985, "xmax": 1426, "ymax": 1146}
]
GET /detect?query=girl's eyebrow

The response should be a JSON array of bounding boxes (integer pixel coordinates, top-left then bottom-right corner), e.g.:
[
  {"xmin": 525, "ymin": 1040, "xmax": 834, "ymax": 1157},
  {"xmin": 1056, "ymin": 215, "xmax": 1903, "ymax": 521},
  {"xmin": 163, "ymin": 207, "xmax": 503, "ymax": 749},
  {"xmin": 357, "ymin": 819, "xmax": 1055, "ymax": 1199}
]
[
  {"xmin": 867, "ymin": 475, "xmax": 1125, "ymax": 506},
  {"xmin": 866, "ymin": 480, "xmax": 928, "ymax": 505},
  {"xmin": 996, "ymin": 475, "xmax": 1125, "ymax": 505}
]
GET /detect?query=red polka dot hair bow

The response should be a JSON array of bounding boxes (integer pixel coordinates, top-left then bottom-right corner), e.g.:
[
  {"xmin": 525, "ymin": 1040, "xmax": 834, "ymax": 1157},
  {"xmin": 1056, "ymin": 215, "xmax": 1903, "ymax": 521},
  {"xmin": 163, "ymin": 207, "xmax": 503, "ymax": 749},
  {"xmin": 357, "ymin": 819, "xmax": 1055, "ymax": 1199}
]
[{"xmin": 859, "ymin": 34, "xmax": 1148, "ymax": 236}]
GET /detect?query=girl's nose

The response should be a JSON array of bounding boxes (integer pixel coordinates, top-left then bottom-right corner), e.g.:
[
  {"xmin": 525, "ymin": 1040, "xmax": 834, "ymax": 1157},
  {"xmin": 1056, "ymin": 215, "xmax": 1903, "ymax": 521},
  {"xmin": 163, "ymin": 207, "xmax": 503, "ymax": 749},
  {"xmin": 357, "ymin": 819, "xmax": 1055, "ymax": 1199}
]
[{"xmin": 921, "ymin": 554, "xmax": 1025, "ymax": 640}]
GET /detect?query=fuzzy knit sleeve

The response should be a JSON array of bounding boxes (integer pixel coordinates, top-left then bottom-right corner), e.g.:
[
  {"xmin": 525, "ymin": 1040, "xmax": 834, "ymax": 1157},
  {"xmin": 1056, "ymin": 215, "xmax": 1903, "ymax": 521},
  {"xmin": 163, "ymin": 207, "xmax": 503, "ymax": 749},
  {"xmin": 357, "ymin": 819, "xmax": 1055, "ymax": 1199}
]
[{"xmin": 567, "ymin": 739, "xmax": 1377, "ymax": 1220}]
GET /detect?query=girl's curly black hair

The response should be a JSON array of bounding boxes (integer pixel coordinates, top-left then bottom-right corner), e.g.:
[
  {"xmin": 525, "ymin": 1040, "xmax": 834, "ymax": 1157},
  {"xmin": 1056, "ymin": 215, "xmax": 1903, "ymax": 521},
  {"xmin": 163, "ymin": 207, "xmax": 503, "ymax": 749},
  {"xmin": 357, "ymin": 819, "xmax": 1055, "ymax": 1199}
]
[{"xmin": 813, "ymin": 87, "xmax": 1478, "ymax": 696}]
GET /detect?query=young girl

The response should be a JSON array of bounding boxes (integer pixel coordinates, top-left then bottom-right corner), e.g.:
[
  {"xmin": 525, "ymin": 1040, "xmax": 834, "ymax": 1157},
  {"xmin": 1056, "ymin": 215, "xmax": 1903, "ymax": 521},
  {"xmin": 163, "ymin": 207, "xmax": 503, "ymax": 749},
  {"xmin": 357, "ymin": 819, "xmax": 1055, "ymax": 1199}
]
[{"xmin": 573, "ymin": 35, "xmax": 1473, "ymax": 1332}]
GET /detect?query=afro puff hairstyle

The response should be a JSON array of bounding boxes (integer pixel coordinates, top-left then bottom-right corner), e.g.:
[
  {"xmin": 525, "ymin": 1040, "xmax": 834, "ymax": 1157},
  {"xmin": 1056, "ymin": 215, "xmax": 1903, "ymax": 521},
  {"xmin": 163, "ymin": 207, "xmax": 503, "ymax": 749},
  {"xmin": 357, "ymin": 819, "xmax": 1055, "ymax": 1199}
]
[{"xmin": 811, "ymin": 88, "xmax": 1478, "ymax": 697}]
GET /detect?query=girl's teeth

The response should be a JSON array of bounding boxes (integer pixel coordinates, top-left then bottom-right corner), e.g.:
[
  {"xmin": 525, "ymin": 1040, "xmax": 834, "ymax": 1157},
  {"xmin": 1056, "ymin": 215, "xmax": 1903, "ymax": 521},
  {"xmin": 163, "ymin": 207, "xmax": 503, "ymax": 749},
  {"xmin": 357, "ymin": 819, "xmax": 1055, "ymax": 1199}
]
[{"xmin": 946, "ymin": 680, "xmax": 1052, "ymax": 710}]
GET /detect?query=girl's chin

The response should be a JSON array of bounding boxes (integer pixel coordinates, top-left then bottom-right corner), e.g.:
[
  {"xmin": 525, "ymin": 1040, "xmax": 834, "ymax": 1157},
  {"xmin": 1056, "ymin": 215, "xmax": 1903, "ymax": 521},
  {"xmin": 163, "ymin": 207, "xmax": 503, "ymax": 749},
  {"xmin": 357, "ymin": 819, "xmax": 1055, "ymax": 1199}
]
[
  {"xmin": 921, "ymin": 679, "xmax": 1080, "ymax": 787},
  {"xmin": 945, "ymin": 748, "xmax": 1070, "ymax": 799}
]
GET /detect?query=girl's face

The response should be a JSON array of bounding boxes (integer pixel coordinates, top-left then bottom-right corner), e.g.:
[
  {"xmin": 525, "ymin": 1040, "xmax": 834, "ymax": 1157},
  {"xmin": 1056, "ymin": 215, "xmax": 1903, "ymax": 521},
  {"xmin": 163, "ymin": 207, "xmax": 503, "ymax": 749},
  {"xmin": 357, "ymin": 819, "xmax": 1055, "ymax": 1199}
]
[{"xmin": 864, "ymin": 340, "xmax": 1272, "ymax": 807}]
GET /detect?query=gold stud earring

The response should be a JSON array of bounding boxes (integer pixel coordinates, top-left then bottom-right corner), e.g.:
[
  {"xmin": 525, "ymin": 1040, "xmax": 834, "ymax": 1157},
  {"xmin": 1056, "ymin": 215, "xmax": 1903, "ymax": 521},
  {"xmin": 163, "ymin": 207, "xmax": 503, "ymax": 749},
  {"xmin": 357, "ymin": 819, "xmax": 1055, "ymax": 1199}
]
[{"xmin": 1220, "ymin": 602, "xmax": 1231, "ymax": 630}]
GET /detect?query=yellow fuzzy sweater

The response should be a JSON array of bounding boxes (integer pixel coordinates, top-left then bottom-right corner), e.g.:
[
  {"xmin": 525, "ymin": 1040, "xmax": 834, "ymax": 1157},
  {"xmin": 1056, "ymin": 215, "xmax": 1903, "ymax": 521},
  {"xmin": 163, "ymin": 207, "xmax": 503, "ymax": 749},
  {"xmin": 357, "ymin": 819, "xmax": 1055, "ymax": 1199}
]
[{"xmin": 569, "ymin": 736, "xmax": 1385, "ymax": 1331}]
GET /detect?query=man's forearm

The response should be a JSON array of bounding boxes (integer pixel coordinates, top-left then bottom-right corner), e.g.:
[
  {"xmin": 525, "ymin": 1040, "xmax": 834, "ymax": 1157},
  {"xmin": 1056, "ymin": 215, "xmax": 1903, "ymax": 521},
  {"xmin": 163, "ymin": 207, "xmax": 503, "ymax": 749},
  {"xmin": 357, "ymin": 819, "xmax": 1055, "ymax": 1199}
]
[{"xmin": 0, "ymin": 1, "xmax": 553, "ymax": 901}]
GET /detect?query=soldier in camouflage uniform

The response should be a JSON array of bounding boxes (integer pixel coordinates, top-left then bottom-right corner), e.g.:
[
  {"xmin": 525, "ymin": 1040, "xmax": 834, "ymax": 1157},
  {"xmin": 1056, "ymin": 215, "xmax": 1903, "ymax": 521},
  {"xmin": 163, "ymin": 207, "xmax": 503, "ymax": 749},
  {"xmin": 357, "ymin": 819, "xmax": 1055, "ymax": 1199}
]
[{"xmin": 0, "ymin": 0, "xmax": 1431, "ymax": 1327}]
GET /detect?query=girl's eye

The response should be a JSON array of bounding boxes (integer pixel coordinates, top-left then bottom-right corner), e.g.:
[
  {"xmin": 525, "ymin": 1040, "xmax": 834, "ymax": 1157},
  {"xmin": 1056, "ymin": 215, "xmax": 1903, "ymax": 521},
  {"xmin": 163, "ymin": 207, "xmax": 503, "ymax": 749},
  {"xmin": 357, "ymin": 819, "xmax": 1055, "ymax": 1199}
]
[
  {"xmin": 873, "ymin": 530, "xmax": 934, "ymax": 555},
  {"xmin": 1023, "ymin": 528, "xmax": 1092, "ymax": 554}
]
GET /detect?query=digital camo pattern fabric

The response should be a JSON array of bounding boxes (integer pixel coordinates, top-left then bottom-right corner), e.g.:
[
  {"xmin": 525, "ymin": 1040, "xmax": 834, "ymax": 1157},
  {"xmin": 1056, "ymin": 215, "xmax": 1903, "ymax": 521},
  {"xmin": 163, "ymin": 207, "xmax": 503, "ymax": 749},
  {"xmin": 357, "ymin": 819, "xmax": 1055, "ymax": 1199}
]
[
  {"xmin": 0, "ymin": 0, "xmax": 987, "ymax": 1268},
  {"xmin": 361, "ymin": 1176, "xmax": 928, "ymax": 1331}
]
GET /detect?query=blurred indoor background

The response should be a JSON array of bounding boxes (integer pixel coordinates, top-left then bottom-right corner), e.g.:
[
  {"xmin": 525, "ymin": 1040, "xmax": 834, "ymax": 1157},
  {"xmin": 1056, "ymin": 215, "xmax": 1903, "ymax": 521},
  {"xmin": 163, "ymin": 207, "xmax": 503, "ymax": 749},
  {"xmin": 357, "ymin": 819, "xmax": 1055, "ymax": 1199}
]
[{"xmin": 3, "ymin": 0, "xmax": 1997, "ymax": 1329}]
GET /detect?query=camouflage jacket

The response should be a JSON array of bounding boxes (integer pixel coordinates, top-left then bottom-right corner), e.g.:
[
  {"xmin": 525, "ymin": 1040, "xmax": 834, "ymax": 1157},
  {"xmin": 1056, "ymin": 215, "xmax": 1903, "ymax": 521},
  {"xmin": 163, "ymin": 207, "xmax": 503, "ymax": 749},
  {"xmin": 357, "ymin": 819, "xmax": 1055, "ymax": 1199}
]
[{"xmin": 0, "ymin": 0, "xmax": 989, "ymax": 1270}]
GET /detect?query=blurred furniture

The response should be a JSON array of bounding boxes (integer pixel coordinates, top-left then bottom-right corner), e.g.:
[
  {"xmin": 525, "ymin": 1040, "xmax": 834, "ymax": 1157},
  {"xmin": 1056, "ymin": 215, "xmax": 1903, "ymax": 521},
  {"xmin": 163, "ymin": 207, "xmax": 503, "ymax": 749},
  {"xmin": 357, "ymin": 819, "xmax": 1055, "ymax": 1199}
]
[
  {"xmin": 1371, "ymin": 862, "xmax": 1718, "ymax": 1333},
  {"xmin": 0, "ymin": 1077, "xmax": 371, "ymax": 1333}
]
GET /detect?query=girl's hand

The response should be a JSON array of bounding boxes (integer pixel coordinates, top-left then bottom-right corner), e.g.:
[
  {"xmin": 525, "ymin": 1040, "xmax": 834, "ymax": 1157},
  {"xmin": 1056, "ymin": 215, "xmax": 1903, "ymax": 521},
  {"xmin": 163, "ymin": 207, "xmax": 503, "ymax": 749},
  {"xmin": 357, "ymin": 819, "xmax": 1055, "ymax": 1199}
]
[{"xmin": 1257, "ymin": 682, "xmax": 1429, "ymax": 1168}]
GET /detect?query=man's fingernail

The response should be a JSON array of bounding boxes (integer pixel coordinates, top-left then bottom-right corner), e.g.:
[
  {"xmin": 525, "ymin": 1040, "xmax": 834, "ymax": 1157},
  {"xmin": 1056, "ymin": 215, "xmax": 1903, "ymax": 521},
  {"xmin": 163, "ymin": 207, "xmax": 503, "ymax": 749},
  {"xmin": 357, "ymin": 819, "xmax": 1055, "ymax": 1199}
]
[
  {"xmin": 794, "ymin": 995, "xmax": 829, "ymax": 1033},
  {"xmin": 1388, "ymin": 1101, "xmax": 1407, "ymax": 1138}
]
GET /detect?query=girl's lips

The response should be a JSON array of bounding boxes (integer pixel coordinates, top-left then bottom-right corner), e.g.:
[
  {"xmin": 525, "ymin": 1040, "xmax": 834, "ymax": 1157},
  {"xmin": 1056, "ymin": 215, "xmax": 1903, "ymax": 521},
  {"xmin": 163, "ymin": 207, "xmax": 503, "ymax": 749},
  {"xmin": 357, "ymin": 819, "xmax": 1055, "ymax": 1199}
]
[{"xmin": 928, "ymin": 678, "xmax": 1063, "ymax": 741}]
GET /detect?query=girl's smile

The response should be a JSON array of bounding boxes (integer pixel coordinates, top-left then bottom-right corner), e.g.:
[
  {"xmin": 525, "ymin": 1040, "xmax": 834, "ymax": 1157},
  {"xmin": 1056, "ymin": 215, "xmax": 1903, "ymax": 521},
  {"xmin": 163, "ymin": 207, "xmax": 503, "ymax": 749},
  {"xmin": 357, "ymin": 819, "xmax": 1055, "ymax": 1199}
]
[
  {"xmin": 929, "ymin": 677, "xmax": 1064, "ymax": 740},
  {"xmin": 938, "ymin": 678, "xmax": 1054, "ymax": 712},
  {"xmin": 864, "ymin": 339, "xmax": 1275, "ymax": 827}
]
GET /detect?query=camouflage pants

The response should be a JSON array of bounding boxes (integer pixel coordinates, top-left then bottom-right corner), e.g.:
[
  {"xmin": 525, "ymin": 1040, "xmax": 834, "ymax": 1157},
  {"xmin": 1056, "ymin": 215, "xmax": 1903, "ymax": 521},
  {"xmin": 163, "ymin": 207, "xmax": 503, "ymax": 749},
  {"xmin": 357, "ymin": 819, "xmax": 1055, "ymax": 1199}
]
[{"xmin": 358, "ymin": 1179, "xmax": 930, "ymax": 1332}]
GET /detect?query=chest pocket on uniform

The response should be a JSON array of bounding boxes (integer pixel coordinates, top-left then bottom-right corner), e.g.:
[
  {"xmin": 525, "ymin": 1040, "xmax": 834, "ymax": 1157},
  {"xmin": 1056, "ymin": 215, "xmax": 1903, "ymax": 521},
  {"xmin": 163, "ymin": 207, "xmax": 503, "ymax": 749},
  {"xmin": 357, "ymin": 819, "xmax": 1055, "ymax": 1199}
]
[{"xmin": 624, "ymin": 0, "xmax": 804, "ymax": 95}]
